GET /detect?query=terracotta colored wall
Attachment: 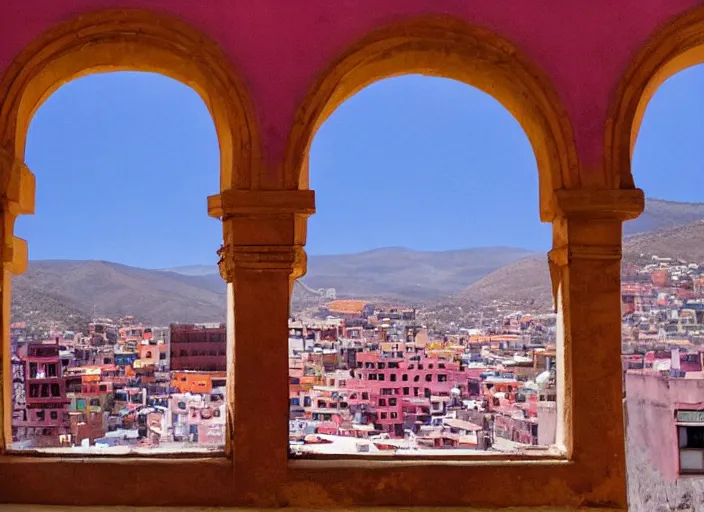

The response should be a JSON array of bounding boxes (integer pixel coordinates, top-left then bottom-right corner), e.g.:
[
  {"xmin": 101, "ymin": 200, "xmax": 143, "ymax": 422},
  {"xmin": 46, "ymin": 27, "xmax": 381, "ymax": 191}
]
[{"xmin": 0, "ymin": 0, "xmax": 700, "ymax": 173}]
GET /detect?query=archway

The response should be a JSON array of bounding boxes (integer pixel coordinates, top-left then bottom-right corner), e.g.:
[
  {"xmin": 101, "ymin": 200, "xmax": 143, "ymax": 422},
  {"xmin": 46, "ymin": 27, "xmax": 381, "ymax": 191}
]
[
  {"xmin": 621, "ymin": 62, "xmax": 704, "ymax": 511},
  {"xmin": 0, "ymin": 9, "xmax": 260, "ymax": 200},
  {"xmin": 288, "ymin": 73, "xmax": 558, "ymax": 456},
  {"xmin": 608, "ymin": 5, "xmax": 704, "ymax": 190},
  {"xmin": 0, "ymin": 9, "xmax": 258, "ymax": 452},
  {"xmin": 284, "ymin": 15, "xmax": 578, "ymax": 223}
]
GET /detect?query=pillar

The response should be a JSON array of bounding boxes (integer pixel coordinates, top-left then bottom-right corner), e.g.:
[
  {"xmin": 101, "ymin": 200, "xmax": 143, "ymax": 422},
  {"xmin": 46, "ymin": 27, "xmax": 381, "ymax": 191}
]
[
  {"xmin": 208, "ymin": 189, "xmax": 314, "ymax": 504},
  {"xmin": 0, "ymin": 149, "xmax": 34, "ymax": 450},
  {"xmin": 548, "ymin": 188, "xmax": 644, "ymax": 506}
]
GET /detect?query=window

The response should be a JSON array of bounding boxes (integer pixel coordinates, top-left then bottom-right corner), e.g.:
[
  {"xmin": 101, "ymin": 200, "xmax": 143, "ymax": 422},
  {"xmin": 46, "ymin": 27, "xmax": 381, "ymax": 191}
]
[
  {"xmin": 425, "ymin": 374, "xmax": 432, "ymax": 382},
  {"xmin": 390, "ymin": 412, "xmax": 398, "ymax": 419},
  {"xmin": 389, "ymin": 398, "xmax": 397, "ymax": 406},
  {"xmin": 378, "ymin": 398, "xmax": 386, "ymax": 406},
  {"xmin": 36, "ymin": 410, "xmax": 45, "ymax": 421},
  {"xmin": 390, "ymin": 374, "xmax": 397, "ymax": 382},
  {"xmin": 403, "ymin": 387, "xmax": 410, "ymax": 395},
  {"xmin": 678, "ymin": 425, "xmax": 704, "ymax": 473},
  {"xmin": 50, "ymin": 411, "xmax": 58, "ymax": 420},
  {"xmin": 0, "ymin": 10, "xmax": 631, "ymax": 509},
  {"xmin": 402, "ymin": 374, "xmax": 408, "ymax": 381}
]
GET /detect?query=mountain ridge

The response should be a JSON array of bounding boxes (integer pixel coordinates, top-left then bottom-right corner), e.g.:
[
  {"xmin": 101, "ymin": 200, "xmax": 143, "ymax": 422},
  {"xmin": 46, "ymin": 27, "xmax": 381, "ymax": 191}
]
[{"xmin": 11, "ymin": 197, "xmax": 704, "ymax": 328}]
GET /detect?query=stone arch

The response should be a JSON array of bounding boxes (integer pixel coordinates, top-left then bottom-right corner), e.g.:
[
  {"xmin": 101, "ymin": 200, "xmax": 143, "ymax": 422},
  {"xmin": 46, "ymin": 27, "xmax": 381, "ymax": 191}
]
[
  {"xmin": 0, "ymin": 8, "xmax": 262, "ymax": 200},
  {"xmin": 607, "ymin": 5, "xmax": 704, "ymax": 190},
  {"xmin": 283, "ymin": 15, "xmax": 578, "ymax": 222}
]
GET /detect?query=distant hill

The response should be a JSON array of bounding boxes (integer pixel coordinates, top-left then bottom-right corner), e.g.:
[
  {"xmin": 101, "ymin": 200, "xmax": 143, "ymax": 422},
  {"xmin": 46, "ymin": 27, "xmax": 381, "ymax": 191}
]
[
  {"xmin": 301, "ymin": 246, "xmax": 537, "ymax": 302},
  {"xmin": 624, "ymin": 198, "xmax": 704, "ymax": 235},
  {"xmin": 459, "ymin": 217, "xmax": 704, "ymax": 312},
  {"xmin": 13, "ymin": 198, "xmax": 704, "ymax": 327},
  {"xmin": 457, "ymin": 256, "xmax": 551, "ymax": 310},
  {"xmin": 12, "ymin": 260, "xmax": 226, "ymax": 326},
  {"xmin": 623, "ymin": 220, "xmax": 704, "ymax": 263},
  {"xmin": 170, "ymin": 246, "xmax": 538, "ymax": 303},
  {"xmin": 161, "ymin": 265, "xmax": 218, "ymax": 277}
]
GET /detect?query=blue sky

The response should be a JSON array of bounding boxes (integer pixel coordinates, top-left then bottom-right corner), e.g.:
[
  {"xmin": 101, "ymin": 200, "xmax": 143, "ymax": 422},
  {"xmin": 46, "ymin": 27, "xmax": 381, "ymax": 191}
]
[{"xmin": 15, "ymin": 68, "xmax": 704, "ymax": 267}]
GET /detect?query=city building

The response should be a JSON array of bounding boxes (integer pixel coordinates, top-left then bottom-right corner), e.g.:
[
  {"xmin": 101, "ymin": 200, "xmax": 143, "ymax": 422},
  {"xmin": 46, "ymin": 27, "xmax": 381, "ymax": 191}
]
[{"xmin": 169, "ymin": 323, "xmax": 226, "ymax": 371}]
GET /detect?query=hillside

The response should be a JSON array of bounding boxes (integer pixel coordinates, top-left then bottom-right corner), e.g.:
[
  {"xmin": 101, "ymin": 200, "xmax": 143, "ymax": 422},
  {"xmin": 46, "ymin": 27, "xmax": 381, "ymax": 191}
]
[
  {"xmin": 301, "ymin": 246, "xmax": 537, "ymax": 302},
  {"xmin": 12, "ymin": 197, "xmax": 704, "ymax": 328},
  {"xmin": 623, "ymin": 220, "xmax": 704, "ymax": 263},
  {"xmin": 457, "ymin": 256, "xmax": 552, "ymax": 311},
  {"xmin": 459, "ymin": 218, "xmax": 704, "ymax": 312},
  {"xmin": 170, "ymin": 246, "xmax": 538, "ymax": 303},
  {"xmin": 624, "ymin": 198, "xmax": 704, "ymax": 235},
  {"xmin": 12, "ymin": 260, "xmax": 226, "ymax": 326}
]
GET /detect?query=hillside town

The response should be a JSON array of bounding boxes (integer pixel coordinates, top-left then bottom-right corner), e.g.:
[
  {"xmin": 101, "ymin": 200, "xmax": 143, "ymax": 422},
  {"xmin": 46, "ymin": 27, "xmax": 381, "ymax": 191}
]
[
  {"xmin": 9, "ymin": 249, "xmax": 704, "ymax": 462},
  {"xmin": 10, "ymin": 320, "xmax": 227, "ymax": 452}
]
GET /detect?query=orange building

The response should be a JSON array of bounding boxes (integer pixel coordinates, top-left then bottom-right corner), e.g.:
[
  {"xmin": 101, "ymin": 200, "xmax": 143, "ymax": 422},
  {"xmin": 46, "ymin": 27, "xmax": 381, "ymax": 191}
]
[
  {"xmin": 170, "ymin": 371, "xmax": 226, "ymax": 394},
  {"xmin": 325, "ymin": 300, "xmax": 370, "ymax": 319}
]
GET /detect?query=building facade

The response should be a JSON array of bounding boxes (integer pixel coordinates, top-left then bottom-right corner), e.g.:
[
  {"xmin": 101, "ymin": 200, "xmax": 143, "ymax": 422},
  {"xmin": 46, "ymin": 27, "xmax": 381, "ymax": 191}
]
[{"xmin": 169, "ymin": 323, "xmax": 226, "ymax": 371}]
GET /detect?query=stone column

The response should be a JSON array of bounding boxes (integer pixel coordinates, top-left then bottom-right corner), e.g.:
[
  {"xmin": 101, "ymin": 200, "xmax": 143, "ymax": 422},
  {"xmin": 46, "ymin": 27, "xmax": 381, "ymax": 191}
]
[
  {"xmin": 209, "ymin": 189, "xmax": 314, "ymax": 504},
  {"xmin": 548, "ymin": 188, "xmax": 643, "ymax": 504},
  {"xmin": 0, "ymin": 149, "xmax": 34, "ymax": 449}
]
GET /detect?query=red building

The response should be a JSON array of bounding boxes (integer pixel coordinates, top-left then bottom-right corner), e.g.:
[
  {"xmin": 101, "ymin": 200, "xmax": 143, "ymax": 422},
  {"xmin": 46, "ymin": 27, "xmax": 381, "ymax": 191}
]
[
  {"xmin": 16, "ymin": 339, "xmax": 70, "ymax": 447},
  {"xmin": 169, "ymin": 323, "xmax": 226, "ymax": 371}
]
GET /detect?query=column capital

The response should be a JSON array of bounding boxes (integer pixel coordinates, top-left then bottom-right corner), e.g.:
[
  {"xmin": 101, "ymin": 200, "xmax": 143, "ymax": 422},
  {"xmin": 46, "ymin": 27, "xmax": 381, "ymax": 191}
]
[
  {"xmin": 207, "ymin": 189, "xmax": 315, "ymax": 219},
  {"xmin": 555, "ymin": 188, "xmax": 644, "ymax": 221},
  {"xmin": 217, "ymin": 244, "xmax": 308, "ymax": 282},
  {"xmin": 3, "ymin": 236, "xmax": 28, "ymax": 274},
  {"xmin": 0, "ymin": 148, "xmax": 35, "ymax": 215},
  {"xmin": 548, "ymin": 244, "xmax": 622, "ymax": 267}
]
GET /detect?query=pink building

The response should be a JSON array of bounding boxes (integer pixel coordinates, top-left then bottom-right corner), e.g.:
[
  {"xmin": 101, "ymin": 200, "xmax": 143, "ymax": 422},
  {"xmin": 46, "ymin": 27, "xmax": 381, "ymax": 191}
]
[
  {"xmin": 348, "ymin": 352, "xmax": 468, "ymax": 436},
  {"xmin": 626, "ymin": 371, "xmax": 704, "ymax": 481},
  {"xmin": 14, "ymin": 340, "xmax": 70, "ymax": 447}
]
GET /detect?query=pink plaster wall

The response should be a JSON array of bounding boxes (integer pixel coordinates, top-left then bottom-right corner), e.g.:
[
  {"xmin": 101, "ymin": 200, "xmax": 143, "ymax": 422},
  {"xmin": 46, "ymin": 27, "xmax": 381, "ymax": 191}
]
[
  {"xmin": 0, "ymin": 0, "xmax": 699, "ymax": 174},
  {"xmin": 625, "ymin": 371, "xmax": 704, "ymax": 482}
]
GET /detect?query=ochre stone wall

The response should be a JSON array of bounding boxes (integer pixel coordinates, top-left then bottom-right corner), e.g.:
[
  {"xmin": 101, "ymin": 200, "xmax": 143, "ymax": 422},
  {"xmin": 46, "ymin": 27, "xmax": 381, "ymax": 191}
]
[{"xmin": 2, "ymin": 1, "xmax": 704, "ymax": 509}]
